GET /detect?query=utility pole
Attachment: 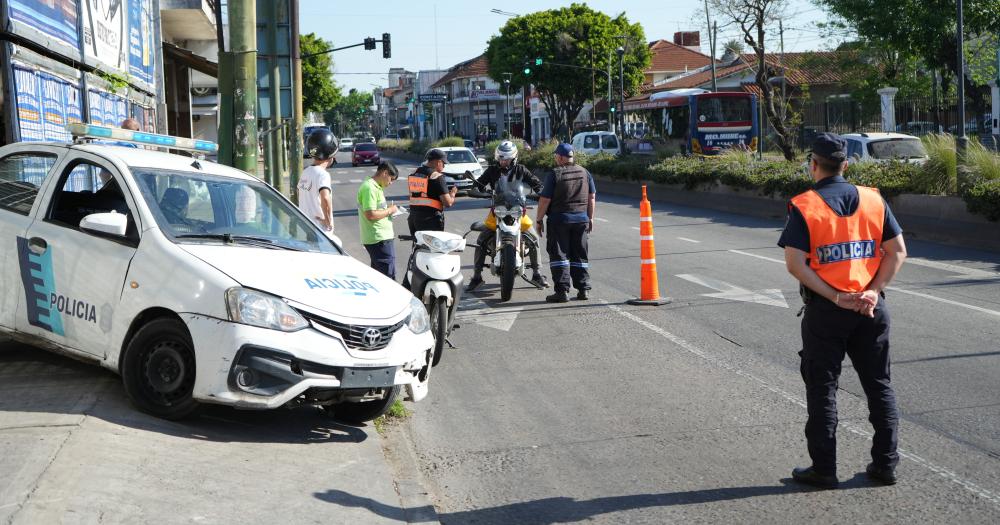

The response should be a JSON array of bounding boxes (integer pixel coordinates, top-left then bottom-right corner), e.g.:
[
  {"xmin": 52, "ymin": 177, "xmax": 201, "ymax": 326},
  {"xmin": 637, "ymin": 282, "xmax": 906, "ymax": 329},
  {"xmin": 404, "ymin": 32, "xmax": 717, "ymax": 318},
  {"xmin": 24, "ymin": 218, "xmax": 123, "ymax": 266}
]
[
  {"xmin": 267, "ymin": 0, "xmax": 283, "ymax": 191},
  {"xmin": 289, "ymin": 0, "xmax": 304, "ymax": 200},
  {"xmin": 704, "ymin": 0, "xmax": 717, "ymax": 92},
  {"xmin": 956, "ymin": 0, "xmax": 968, "ymax": 163},
  {"xmin": 229, "ymin": 0, "xmax": 258, "ymax": 174}
]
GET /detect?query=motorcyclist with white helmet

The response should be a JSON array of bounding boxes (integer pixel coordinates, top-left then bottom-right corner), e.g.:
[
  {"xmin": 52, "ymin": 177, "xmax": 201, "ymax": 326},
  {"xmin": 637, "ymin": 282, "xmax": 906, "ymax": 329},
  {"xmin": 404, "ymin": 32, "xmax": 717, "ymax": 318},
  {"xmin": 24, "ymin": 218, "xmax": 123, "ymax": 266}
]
[{"xmin": 466, "ymin": 140, "xmax": 548, "ymax": 291}]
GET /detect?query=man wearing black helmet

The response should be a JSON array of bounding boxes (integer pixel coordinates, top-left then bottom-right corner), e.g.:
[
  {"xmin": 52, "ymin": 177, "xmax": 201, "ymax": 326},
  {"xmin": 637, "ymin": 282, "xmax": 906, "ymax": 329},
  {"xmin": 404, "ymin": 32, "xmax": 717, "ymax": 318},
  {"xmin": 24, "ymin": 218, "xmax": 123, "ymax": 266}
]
[
  {"xmin": 298, "ymin": 129, "xmax": 338, "ymax": 233},
  {"xmin": 407, "ymin": 148, "xmax": 457, "ymax": 235}
]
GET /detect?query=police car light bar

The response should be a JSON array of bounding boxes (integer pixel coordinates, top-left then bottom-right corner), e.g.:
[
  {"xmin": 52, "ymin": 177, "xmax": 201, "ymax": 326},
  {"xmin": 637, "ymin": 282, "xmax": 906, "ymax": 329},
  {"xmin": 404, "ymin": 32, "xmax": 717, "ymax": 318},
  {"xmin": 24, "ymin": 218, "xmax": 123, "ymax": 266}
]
[{"xmin": 68, "ymin": 123, "xmax": 219, "ymax": 154}]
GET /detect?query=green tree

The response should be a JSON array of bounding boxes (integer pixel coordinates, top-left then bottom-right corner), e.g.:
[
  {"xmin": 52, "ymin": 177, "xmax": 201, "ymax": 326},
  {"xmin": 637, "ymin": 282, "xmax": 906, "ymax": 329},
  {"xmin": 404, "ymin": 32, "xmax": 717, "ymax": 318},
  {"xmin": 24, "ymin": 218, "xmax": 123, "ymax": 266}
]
[
  {"xmin": 325, "ymin": 89, "xmax": 374, "ymax": 135},
  {"xmin": 817, "ymin": 0, "xmax": 1000, "ymax": 125},
  {"xmin": 300, "ymin": 33, "xmax": 341, "ymax": 116},
  {"xmin": 485, "ymin": 4, "xmax": 650, "ymax": 139},
  {"xmin": 708, "ymin": 0, "xmax": 799, "ymax": 160}
]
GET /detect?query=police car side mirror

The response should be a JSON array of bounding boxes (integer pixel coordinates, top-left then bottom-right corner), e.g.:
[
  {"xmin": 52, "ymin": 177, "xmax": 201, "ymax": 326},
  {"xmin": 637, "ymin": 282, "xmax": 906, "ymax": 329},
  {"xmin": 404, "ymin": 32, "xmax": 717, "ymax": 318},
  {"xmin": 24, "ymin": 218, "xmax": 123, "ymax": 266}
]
[{"xmin": 80, "ymin": 212, "xmax": 128, "ymax": 237}]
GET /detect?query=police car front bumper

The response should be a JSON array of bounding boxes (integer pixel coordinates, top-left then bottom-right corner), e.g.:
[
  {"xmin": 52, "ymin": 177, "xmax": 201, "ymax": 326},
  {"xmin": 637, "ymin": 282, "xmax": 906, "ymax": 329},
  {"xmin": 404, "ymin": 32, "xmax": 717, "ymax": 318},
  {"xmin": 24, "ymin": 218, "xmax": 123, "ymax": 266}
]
[{"xmin": 182, "ymin": 314, "xmax": 432, "ymax": 409}]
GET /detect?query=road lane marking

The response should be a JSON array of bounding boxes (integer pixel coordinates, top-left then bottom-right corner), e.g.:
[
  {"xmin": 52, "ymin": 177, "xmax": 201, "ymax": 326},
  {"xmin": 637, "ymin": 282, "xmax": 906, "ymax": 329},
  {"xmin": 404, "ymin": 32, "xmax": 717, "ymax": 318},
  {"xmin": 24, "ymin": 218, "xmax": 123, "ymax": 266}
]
[
  {"xmin": 675, "ymin": 273, "xmax": 788, "ymax": 308},
  {"xmin": 677, "ymin": 237, "xmax": 701, "ymax": 243},
  {"xmin": 594, "ymin": 217, "xmax": 609, "ymax": 223},
  {"xmin": 729, "ymin": 249, "xmax": 785, "ymax": 264},
  {"xmin": 631, "ymin": 227, "xmax": 640, "ymax": 231},
  {"xmin": 728, "ymin": 249, "xmax": 1000, "ymax": 318},
  {"xmin": 605, "ymin": 301, "xmax": 1000, "ymax": 509},
  {"xmin": 906, "ymin": 257, "xmax": 1000, "ymax": 280},
  {"xmin": 349, "ymin": 179, "xmax": 362, "ymax": 183},
  {"xmin": 456, "ymin": 296, "xmax": 522, "ymax": 332}
]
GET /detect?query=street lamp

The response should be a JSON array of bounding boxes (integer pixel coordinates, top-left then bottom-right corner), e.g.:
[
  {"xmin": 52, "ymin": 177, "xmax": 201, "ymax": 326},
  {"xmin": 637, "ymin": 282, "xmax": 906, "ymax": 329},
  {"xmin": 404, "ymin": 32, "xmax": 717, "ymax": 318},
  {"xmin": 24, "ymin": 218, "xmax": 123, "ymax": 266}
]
[
  {"xmin": 503, "ymin": 72, "xmax": 512, "ymax": 137},
  {"xmin": 616, "ymin": 45, "xmax": 625, "ymax": 138}
]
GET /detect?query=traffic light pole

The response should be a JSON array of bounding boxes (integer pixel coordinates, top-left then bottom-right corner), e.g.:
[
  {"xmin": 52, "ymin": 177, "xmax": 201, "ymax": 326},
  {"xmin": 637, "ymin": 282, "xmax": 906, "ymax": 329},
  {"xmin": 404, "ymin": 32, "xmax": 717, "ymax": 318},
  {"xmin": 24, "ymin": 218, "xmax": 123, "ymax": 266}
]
[
  {"xmin": 302, "ymin": 34, "xmax": 391, "ymax": 58},
  {"xmin": 289, "ymin": 0, "xmax": 303, "ymax": 200}
]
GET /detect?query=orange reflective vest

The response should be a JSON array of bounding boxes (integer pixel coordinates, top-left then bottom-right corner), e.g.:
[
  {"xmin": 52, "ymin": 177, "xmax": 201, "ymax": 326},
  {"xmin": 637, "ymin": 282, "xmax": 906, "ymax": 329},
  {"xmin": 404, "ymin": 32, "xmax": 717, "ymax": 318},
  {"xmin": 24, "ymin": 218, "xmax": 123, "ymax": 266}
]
[
  {"xmin": 790, "ymin": 185, "xmax": 885, "ymax": 293},
  {"xmin": 408, "ymin": 173, "xmax": 443, "ymax": 210}
]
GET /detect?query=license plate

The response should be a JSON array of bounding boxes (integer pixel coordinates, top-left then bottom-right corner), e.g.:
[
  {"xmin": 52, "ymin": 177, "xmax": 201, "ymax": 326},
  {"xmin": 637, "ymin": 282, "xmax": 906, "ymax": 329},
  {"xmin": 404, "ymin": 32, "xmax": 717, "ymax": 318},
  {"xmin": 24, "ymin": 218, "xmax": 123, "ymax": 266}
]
[{"xmin": 340, "ymin": 366, "xmax": 398, "ymax": 388}]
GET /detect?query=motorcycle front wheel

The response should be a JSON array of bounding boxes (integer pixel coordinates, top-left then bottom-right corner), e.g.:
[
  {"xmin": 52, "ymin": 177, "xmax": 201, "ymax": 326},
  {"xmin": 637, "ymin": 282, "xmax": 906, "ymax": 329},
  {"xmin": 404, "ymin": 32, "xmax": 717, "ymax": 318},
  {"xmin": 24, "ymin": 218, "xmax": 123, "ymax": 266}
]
[
  {"xmin": 430, "ymin": 296, "xmax": 448, "ymax": 366},
  {"xmin": 500, "ymin": 243, "xmax": 516, "ymax": 302}
]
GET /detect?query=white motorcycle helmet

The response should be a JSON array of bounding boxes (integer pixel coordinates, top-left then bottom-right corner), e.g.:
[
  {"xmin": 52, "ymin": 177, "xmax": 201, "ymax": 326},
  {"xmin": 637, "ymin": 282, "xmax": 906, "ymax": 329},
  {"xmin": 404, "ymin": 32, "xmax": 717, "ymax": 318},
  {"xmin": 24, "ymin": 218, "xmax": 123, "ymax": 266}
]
[{"xmin": 494, "ymin": 140, "xmax": 518, "ymax": 164}]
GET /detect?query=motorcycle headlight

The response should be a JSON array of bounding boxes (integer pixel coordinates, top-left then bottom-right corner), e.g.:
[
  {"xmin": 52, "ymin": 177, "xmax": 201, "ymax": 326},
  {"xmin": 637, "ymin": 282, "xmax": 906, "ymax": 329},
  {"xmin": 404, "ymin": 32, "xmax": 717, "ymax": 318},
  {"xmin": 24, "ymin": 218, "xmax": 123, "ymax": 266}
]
[
  {"xmin": 418, "ymin": 232, "xmax": 464, "ymax": 253},
  {"xmin": 226, "ymin": 288, "xmax": 309, "ymax": 332},
  {"xmin": 407, "ymin": 296, "xmax": 430, "ymax": 334}
]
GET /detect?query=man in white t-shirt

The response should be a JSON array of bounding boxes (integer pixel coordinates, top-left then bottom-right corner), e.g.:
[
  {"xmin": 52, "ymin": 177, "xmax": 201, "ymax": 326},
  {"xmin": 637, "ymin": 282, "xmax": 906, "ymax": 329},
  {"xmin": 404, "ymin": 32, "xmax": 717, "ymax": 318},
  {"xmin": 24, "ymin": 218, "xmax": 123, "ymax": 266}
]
[{"xmin": 298, "ymin": 128, "xmax": 338, "ymax": 232}]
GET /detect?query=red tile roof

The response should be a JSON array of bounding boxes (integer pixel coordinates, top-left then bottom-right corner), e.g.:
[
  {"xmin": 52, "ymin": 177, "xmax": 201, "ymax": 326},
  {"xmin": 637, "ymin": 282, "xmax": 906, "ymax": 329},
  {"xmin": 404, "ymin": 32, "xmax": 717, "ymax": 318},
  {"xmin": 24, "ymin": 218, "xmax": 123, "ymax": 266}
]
[
  {"xmin": 646, "ymin": 39, "xmax": 713, "ymax": 72},
  {"xmin": 645, "ymin": 51, "xmax": 846, "ymax": 92},
  {"xmin": 431, "ymin": 54, "xmax": 490, "ymax": 89}
]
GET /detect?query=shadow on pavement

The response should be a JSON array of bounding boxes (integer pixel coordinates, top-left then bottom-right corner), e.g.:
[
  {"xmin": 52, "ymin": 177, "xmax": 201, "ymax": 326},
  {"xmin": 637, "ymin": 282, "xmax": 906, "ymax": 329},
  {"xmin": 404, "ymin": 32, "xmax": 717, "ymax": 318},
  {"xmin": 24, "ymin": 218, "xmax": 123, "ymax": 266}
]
[
  {"xmin": 0, "ymin": 340, "xmax": 369, "ymax": 445},
  {"xmin": 315, "ymin": 476, "xmax": 874, "ymax": 524}
]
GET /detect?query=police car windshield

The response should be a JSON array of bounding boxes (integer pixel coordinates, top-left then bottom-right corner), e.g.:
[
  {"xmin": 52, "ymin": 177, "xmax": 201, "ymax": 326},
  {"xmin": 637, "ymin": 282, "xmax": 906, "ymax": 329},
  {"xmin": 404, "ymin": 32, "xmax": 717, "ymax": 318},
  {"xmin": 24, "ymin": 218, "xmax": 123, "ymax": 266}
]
[{"xmin": 133, "ymin": 168, "xmax": 342, "ymax": 254}]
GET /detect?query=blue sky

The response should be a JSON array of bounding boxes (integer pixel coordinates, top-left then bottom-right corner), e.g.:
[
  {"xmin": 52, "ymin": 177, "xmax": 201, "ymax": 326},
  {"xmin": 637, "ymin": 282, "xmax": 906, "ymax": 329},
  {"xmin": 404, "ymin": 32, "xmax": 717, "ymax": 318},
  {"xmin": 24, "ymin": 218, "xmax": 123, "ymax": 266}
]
[{"xmin": 299, "ymin": 0, "xmax": 840, "ymax": 94}]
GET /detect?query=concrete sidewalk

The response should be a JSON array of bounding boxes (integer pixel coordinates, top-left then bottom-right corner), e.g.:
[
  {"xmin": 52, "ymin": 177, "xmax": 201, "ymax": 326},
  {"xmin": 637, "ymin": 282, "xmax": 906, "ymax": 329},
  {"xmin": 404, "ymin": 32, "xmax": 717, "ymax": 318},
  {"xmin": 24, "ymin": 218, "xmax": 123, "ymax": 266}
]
[{"xmin": 0, "ymin": 337, "xmax": 435, "ymax": 525}]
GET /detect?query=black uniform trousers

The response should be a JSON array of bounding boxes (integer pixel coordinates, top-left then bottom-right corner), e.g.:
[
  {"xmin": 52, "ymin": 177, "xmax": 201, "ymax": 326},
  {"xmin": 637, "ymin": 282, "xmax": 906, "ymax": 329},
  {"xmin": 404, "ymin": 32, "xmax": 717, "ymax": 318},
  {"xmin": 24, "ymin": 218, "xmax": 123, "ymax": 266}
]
[
  {"xmin": 408, "ymin": 208, "xmax": 444, "ymax": 236},
  {"xmin": 545, "ymin": 219, "xmax": 590, "ymax": 293},
  {"xmin": 799, "ymin": 294, "xmax": 899, "ymax": 475}
]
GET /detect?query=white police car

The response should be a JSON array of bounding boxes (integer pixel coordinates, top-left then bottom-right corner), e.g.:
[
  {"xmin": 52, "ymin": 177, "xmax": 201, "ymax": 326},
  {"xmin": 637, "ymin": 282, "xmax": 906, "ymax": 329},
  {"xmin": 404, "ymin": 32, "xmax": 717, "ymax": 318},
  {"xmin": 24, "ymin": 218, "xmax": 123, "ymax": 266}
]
[{"xmin": 0, "ymin": 124, "xmax": 433, "ymax": 422}]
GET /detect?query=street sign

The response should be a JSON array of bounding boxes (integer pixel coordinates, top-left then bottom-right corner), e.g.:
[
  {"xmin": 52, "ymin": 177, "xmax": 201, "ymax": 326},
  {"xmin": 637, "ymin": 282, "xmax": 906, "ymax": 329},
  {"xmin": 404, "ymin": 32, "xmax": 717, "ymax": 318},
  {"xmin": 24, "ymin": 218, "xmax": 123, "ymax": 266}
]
[
  {"xmin": 419, "ymin": 93, "xmax": 447, "ymax": 103},
  {"xmin": 471, "ymin": 89, "xmax": 500, "ymax": 99}
]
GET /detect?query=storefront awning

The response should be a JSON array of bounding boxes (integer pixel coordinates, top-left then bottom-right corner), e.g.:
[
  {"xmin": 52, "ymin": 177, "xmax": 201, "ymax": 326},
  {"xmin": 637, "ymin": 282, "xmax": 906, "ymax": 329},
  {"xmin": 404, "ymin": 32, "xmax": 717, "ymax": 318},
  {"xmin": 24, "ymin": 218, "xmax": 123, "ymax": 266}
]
[{"xmin": 163, "ymin": 42, "xmax": 218, "ymax": 78}]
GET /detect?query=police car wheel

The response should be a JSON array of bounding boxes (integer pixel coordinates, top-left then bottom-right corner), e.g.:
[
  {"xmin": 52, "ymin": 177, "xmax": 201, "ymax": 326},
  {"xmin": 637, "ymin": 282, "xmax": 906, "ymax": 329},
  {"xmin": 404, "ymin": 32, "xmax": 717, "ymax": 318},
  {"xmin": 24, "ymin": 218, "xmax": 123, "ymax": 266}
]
[
  {"xmin": 121, "ymin": 318, "xmax": 199, "ymax": 420},
  {"xmin": 326, "ymin": 385, "xmax": 401, "ymax": 425}
]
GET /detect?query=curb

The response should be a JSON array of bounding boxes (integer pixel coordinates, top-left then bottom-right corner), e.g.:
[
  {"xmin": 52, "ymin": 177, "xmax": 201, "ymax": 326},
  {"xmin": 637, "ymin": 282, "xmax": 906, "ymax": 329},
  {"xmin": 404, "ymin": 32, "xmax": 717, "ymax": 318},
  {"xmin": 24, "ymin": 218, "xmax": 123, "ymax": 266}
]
[
  {"xmin": 590, "ymin": 175, "xmax": 1000, "ymax": 253},
  {"xmin": 380, "ymin": 422, "xmax": 441, "ymax": 524}
]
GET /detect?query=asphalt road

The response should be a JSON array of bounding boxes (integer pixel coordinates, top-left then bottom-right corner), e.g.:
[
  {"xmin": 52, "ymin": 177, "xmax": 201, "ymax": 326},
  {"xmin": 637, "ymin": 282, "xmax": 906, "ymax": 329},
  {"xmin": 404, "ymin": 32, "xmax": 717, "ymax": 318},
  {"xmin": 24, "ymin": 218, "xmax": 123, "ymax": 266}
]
[{"xmin": 332, "ymin": 152, "xmax": 1000, "ymax": 523}]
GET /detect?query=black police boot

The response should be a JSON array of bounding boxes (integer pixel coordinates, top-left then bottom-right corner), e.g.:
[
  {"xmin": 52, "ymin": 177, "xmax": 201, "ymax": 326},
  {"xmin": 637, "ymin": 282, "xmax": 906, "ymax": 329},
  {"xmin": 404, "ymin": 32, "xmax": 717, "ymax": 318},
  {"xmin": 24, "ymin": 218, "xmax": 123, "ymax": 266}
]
[
  {"xmin": 791, "ymin": 466, "xmax": 838, "ymax": 489},
  {"xmin": 466, "ymin": 274, "xmax": 484, "ymax": 291},
  {"xmin": 865, "ymin": 463, "xmax": 897, "ymax": 485},
  {"xmin": 545, "ymin": 291, "xmax": 569, "ymax": 303},
  {"xmin": 576, "ymin": 289, "xmax": 589, "ymax": 300}
]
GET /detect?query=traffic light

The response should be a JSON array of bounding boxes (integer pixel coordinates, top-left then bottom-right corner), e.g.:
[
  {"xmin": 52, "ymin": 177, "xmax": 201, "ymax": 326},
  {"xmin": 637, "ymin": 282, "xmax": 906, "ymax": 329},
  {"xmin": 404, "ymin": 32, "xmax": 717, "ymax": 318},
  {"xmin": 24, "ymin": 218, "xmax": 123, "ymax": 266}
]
[
  {"xmin": 364, "ymin": 37, "xmax": 376, "ymax": 50},
  {"xmin": 523, "ymin": 67, "xmax": 531, "ymax": 75},
  {"xmin": 382, "ymin": 33, "xmax": 391, "ymax": 59},
  {"xmin": 535, "ymin": 58, "xmax": 543, "ymax": 65},
  {"xmin": 609, "ymin": 106, "xmax": 616, "ymax": 113}
]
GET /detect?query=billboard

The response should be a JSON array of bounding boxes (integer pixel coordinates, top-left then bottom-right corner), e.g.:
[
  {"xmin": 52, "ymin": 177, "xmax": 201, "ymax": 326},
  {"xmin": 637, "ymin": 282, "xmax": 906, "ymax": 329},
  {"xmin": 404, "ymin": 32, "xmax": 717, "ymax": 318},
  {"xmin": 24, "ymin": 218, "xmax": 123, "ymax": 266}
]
[
  {"xmin": 11, "ymin": 63, "xmax": 83, "ymax": 143},
  {"xmin": 81, "ymin": 0, "xmax": 128, "ymax": 74},
  {"xmin": 5, "ymin": 0, "xmax": 80, "ymax": 51},
  {"xmin": 126, "ymin": 0, "xmax": 155, "ymax": 85}
]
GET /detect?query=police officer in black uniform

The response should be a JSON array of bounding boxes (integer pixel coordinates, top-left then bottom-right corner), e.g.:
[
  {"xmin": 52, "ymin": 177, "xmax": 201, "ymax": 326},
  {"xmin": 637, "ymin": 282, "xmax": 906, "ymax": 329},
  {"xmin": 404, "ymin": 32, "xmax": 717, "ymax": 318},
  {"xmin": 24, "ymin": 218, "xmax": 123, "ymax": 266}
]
[
  {"xmin": 466, "ymin": 140, "xmax": 548, "ymax": 291},
  {"xmin": 407, "ymin": 148, "xmax": 457, "ymax": 235},
  {"xmin": 535, "ymin": 143, "xmax": 596, "ymax": 303},
  {"xmin": 778, "ymin": 133, "xmax": 907, "ymax": 489}
]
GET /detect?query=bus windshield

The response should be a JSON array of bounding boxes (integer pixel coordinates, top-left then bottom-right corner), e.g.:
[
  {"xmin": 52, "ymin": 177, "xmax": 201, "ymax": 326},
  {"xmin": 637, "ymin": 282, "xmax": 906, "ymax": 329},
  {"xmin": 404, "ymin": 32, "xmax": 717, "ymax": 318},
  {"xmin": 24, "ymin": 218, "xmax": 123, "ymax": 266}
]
[{"xmin": 698, "ymin": 96, "xmax": 752, "ymax": 123}]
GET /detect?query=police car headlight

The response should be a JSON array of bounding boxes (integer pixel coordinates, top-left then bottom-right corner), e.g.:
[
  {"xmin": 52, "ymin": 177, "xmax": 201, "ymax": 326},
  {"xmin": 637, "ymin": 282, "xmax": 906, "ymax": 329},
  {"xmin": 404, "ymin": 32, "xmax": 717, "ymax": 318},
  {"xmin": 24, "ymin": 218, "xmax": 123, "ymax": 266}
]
[
  {"xmin": 406, "ymin": 296, "xmax": 430, "ymax": 334},
  {"xmin": 226, "ymin": 288, "xmax": 308, "ymax": 332}
]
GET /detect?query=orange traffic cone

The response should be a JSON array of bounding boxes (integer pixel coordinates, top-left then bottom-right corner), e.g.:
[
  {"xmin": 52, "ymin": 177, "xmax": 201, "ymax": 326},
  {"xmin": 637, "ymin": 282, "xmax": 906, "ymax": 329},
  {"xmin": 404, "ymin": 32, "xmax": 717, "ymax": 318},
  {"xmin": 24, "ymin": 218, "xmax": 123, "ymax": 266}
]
[{"xmin": 627, "ymin": 185, "xmax": 671, "ymax": 306}]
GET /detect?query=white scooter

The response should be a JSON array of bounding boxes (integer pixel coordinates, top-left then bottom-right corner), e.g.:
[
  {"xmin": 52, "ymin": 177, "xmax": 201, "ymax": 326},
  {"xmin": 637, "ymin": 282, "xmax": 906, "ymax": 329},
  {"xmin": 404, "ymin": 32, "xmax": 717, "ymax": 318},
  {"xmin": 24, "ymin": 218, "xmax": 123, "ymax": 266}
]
[{"xmin": 401, "ymin": 230, "xmax": 466, "ymax": 366}]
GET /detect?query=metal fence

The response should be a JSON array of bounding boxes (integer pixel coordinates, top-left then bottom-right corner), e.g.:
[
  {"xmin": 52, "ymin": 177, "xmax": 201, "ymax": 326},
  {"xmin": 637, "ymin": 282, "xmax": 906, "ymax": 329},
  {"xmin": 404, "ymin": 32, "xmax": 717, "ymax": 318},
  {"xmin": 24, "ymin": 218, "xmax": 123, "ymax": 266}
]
[{"xmin": 793, "ymin": 95, "xmax": 998, "ymax": 150}]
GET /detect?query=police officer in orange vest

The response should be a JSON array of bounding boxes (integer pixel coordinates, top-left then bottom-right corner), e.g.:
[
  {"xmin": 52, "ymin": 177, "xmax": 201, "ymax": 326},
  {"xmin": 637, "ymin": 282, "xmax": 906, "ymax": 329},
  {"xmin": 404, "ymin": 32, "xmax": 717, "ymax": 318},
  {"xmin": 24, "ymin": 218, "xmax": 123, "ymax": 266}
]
[
  {"xmin": 408, "ymin": 148, "xmax": 457, "ymax": 235},
  {"xmin": 779, "ymin": 133, "xmax": 907, "ymax": 489}
]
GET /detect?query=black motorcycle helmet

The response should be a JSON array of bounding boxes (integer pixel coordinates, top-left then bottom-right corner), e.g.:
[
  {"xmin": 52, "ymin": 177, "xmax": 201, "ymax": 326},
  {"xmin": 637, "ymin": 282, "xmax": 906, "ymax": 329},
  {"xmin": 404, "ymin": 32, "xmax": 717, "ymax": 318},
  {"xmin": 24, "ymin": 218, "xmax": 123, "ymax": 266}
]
[{"xmin": 306, "ymin": 128, "xmax": 339, "ymax": 160}]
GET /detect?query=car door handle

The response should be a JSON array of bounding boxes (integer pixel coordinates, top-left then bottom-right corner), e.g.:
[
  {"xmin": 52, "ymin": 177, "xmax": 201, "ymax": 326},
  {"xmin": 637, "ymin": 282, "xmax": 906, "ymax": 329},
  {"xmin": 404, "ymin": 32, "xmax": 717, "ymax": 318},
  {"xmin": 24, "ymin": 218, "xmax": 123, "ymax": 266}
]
[{"xmin": 28, "ymin": 237, "xmax": 48, "ymax": 256}]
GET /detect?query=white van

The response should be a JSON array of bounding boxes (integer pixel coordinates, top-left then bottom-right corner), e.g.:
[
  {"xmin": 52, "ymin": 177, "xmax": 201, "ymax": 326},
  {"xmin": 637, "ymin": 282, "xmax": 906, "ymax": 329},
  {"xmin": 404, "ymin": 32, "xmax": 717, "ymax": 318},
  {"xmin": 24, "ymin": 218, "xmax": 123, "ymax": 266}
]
[
  {"xmin": 571, "ymin": 131, "xmax": 621, "ymax": 156},
  {"xmin": 0, "ymin": 124, "xmax": 433, "ymax": 422}
]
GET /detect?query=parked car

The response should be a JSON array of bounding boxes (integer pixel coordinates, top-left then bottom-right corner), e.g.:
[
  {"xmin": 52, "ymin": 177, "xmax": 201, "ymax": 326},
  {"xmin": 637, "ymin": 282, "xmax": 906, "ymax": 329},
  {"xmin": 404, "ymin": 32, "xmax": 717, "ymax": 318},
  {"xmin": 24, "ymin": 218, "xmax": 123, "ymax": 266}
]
[
  {"xmin": 339, "ymin": 137, "xmax": 355, "ymax": 151},
  {"xmin": 571, "ymin": 131, "xmax": 621, "ymax": 156},
  {"xmin": 430, "ymin": 147, "xmax": 483, "ymax": 195},
  {"xmin": 896, "ymin": 121, "xmax": 937, "ymax": 136},
  {"xmin": 0, "ymin": 123, "xmax": 435, "ymax": 422},
  {"xmin": 463, "ymin": 139, "xmax": 475, "ymax": 150},
  {"xmin": 352, "ymin": 142, "xmax": 381, "ymax": 167},
  {"xmin": 842, "ymin": 133, "xmax": 929, "ymax": 164}
]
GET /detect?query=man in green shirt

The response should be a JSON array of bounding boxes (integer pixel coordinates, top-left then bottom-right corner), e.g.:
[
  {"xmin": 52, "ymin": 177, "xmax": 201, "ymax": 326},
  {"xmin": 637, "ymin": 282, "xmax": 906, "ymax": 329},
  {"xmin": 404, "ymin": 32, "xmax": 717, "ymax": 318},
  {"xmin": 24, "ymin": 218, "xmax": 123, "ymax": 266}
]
[{"xmin": 357, "ymin": 161, "xmax": 401, "ymax": 279}]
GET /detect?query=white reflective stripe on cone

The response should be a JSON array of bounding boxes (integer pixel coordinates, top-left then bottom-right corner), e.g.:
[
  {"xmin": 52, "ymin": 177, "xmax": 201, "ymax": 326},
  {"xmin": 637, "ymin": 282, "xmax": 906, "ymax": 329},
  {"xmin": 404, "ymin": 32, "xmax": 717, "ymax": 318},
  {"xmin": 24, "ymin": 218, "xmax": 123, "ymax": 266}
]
[
  {"xmin": 641, "ymin": 259, "xmax": 657, "ymax": 265},
  {"xmin": 640, "ymin": 236, "xmax": 655, "ymax": 241}
]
